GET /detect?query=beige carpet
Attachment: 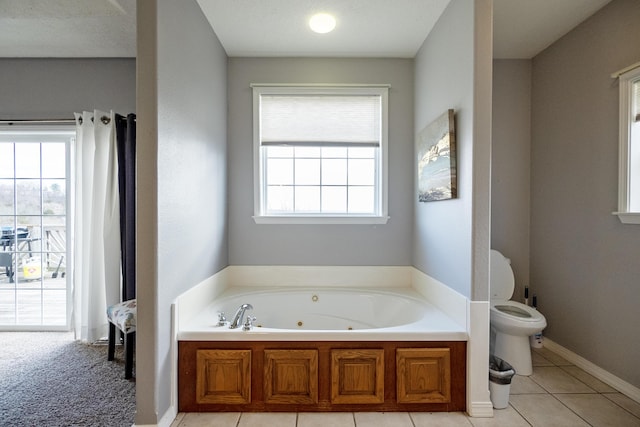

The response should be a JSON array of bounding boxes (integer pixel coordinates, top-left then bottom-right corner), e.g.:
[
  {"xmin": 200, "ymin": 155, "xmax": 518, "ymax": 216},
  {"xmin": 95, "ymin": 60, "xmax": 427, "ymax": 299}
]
[{"xmin": 0, "ymin": 332, "xmax": 135, "ymax": 426}]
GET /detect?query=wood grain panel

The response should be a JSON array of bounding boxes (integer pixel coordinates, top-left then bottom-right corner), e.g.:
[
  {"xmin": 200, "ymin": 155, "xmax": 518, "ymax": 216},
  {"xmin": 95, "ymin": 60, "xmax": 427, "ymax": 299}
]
[
  {"xmin": 396, "ymin": 348, "xmax": 451, "ymax": 403},
  {"xmin": 264, "ymin": 349, "xmax": 318, "ymax": 404},
  {"xmin": 331, "ymin": 349, "xmax": 384, "ymax": 404},
  {"xmin": 179, "ymin": 340, "xmax": 466, "ymax": 412},
  {"xmin": 196, "ymin": 349, "xmax": 251, "ymax": 404}
]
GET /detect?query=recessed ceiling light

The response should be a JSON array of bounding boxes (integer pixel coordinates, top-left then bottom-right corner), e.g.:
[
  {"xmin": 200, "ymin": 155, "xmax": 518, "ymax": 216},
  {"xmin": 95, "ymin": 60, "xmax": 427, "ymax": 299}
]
[{"xmin": 309, "ymin": 13, "xmax": 336, "ymax": 34}]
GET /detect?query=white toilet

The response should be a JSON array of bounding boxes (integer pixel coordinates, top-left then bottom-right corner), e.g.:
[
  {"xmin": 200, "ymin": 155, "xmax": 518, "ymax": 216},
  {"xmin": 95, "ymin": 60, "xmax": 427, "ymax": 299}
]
[{"xmin": 490, "ymin": 249, "xmax": 546, "ymax": 376}]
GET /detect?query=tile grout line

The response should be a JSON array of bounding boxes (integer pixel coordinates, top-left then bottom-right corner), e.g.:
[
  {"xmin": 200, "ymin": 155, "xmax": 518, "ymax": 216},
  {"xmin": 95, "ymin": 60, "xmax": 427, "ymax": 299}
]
[
  {"xmin": 507, "ymin": 402, "xmax": 534, "ymax": 427},
  {"xmin": 407, "ymin": 411, "xmax": 416, "ymax": 427},
  {"xmin": 530, "ymin": 350, "xmax": 597, "ymax": 426},
  {"xmin": 600, "ymin": 393, "xmax": 640, "ymax": 421},
  {"xmin": 548, "ymin": 392, "xmax": 595, "ymax": 426},
  {"xmin": 539, "ymin": 349, "xmax": 640, "ymax": 422},
  {"xmin": 536, "ymin": 351, "xmax": 599, "ymax": 426}
]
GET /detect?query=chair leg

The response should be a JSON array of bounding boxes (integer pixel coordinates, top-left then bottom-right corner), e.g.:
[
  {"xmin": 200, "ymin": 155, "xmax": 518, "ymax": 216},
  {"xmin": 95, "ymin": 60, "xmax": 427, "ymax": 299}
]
[
  {"xmin": 124, "ymin": 331, "xmax": 135, "ymax": 379},
  {"xmin": 108, "ymin": 323, "xmax": 116, "ymax": 361}
]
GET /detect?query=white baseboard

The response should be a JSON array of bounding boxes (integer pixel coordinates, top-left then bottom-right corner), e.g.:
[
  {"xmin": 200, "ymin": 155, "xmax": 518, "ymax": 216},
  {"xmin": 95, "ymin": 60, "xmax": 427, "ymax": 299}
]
[
  {"xmin": 157, "ymin": 406, "xmax": 178, "ymax": 427},
  {"xmin": 467, "ymin": 401, "xmax": 495, "ymax": 418},
  {"xmin": 132, "ymin": 405, "xmax": 177, "ymax": 427},
  {"xmin": 544, "ymin": 338, "xmax": 640, "ymax": 403}
]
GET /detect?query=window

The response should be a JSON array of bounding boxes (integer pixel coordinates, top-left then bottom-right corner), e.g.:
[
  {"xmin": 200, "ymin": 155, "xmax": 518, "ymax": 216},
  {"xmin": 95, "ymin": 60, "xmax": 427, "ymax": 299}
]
[
  {"xmin": 0, "ymin": 129, "xmax": 73, "ymax": 328},
  {"xmin": 252, "ymin": 85, "xmax": 389, "ymax": 224},
  {"xmin": 614, "ymin": 65, "xmax": 640, "ymax": 224}
]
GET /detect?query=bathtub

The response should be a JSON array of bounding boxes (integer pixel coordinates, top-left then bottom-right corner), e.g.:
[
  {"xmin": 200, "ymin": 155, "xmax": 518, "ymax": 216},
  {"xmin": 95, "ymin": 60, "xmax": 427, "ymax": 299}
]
[
  {"xmin": 178, "ymin": 286, "xmax": 467, "ymax": 341},
  {"xmin": 178, "ymin": 285, "xmax": 468, "ymax": 412},
  {"xmin": 171, "ymin": 265, "xmax": 493, "ymax": 417}
]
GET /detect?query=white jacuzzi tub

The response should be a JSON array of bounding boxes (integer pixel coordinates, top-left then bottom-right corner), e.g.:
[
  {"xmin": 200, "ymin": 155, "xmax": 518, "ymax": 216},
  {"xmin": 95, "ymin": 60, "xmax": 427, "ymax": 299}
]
[{"xmin": 178, "ymin": 286, "xmax": 467, "ymax": 341}]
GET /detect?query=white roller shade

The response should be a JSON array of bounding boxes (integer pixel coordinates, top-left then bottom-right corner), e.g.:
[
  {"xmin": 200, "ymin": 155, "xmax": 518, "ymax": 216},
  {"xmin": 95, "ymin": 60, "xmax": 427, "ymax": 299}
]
[{"xmin": 260, "ymin": 95, "xmax": 381, "ymax": 146}]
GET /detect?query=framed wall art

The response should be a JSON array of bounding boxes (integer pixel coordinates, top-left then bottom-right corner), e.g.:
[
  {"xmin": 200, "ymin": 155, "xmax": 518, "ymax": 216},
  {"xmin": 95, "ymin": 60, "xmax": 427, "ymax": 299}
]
[{"xmin": 417, "ymin": 109, "xmax": 457, "ymax": 202}]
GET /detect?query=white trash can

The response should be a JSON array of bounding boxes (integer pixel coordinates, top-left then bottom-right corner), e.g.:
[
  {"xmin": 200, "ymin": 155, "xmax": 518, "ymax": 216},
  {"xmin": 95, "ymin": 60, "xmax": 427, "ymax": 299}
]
[{"xmin": 489, "ymin": 355, "xmax": 516, "ymax": 409}]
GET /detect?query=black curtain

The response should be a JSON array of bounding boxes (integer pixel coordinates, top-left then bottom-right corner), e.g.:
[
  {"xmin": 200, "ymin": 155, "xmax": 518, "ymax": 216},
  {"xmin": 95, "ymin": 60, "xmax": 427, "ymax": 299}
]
[{"xmin": 116, "ymin": 114, "xmax": 136, "ymax": 302}]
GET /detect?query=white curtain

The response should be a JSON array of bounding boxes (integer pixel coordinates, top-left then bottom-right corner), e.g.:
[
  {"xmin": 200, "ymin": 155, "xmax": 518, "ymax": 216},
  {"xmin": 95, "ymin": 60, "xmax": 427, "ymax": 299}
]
[{"xmin": 72, "ymin": 110, "xmax": 121, "ymax": 343}]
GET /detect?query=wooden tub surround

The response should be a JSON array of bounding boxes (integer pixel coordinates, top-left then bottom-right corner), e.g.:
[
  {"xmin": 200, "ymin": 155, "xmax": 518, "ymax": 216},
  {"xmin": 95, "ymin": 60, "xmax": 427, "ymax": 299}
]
[{"xmin": 178, "ymin": 340, "xmax": 466, "ymax": 412}]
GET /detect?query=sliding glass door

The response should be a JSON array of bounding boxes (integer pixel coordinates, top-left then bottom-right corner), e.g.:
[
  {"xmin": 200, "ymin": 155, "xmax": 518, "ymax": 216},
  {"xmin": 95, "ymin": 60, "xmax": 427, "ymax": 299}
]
[{"xmin": 0, "ymin": 129, "xmax": 74, "ymax": 330}]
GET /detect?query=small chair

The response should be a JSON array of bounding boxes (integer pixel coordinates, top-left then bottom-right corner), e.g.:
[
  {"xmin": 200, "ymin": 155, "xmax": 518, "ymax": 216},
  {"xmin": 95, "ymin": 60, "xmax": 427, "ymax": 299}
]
[
  {"xmin": 0, "ymin": 252, "xmax": 13, "ymax": 282},
  {"xmin": 106, "ymin": 299, "xmax": 136, "ymax": 379}
]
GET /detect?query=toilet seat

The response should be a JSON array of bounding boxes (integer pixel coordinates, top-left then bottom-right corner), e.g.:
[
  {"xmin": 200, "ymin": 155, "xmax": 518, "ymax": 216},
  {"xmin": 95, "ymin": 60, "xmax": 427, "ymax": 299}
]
[
  {"xmin": 490, "ymin": 300, "xmax": 545, "ymax": 324},
  {"xmin": 489, "ymin": 249, "xmax": 546, "ymax": 328}
]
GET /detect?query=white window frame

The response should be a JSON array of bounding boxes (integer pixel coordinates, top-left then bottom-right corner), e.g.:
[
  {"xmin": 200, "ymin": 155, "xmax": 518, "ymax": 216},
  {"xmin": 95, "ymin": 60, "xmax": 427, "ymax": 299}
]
[
  {"xmin": 0, "ymin": 127, "xmax": 74, "ymax": 330},
  {"xmin": 251, "ymin": 84, "xmax": 390, "ymax": 225},
  {"xmin": 613, "ymin": 64, "xmax": 640, "ymax": 224}
]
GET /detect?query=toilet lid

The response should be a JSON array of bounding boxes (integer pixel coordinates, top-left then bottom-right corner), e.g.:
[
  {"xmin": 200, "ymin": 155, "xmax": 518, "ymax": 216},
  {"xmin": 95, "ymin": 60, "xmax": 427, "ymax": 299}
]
[{"xmin": 490, "ymin": 249, "xmax": 514, "ymax": 300}]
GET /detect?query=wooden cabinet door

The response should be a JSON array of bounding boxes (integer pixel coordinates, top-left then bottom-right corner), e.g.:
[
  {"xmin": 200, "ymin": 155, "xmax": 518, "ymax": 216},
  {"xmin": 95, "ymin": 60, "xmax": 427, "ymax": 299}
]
[
  {"xmin": 195, "ymin": 349, "xmax": 251, "ymax": 404},
  {"xmin": 330, "ymin": 349, "xmax": 384, "ymax": 404},
  {"xmin": 396, "ymin": 348, "xmax": 451, "ymax": 403},
  {"xmin": 264, "ymin": 349, "xmax": 319, "ymax": 404}
]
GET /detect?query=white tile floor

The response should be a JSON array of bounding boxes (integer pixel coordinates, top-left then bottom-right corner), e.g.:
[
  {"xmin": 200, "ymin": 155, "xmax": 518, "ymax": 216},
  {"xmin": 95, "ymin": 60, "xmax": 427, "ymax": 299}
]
[{"xmin": 170, "ymin": 347, "xmax": 640, "ymax": 427}]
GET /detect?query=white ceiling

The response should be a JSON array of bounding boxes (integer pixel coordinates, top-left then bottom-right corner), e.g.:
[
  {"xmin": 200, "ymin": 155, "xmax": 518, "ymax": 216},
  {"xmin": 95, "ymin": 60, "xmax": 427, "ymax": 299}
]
[
  {"xmin": 196, "ymin": 0, "xmax": 450, "ymax": 58},
  {"xmin": 0, "ymin": 0, "xmax": 137, "ymax": 58},
  {"xmin": 0, "ymin": 0, "xmax": 612, "ymax": 59}
]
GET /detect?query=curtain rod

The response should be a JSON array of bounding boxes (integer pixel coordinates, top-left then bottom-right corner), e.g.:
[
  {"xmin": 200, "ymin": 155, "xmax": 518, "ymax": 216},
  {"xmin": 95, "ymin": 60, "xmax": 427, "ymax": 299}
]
[
  {"xmin": 0, "ymin": 115, "xmax": 135, "ymax": 126},
  {"xmin": 0, "ymin": 119, "xmax": 76, "ymax": 125}
]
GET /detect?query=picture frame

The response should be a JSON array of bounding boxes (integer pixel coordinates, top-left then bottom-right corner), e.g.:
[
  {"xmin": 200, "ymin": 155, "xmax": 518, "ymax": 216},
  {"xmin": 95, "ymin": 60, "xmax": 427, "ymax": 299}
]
[{"xmin": 417, "ymin": 109, "xmax": 457, "ymax": 202}]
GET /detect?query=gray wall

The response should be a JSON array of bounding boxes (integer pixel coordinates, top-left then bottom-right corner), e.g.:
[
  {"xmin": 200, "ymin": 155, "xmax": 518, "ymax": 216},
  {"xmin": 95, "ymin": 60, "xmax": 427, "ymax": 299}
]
[
  {"xmin": 492, "ymin": 59, "xmax": 532, "ymax": 303},
  {"xmin": 136, "ymin": 0, "xmax": 228, "ymax": 423},
  {"xmin": 0, "ymin": 58, "xmax": 135, "ymax": 118},
  {"xmin": 227, "ymin": 57, "xmax": 414, "ymax": 266},
  {"xmin": 413, "ymin": 0, "xmax": 477, "ymax": 299},
  {"xmin": 531, "ymin": 0, "xmax": 640, "ymax": 388}
]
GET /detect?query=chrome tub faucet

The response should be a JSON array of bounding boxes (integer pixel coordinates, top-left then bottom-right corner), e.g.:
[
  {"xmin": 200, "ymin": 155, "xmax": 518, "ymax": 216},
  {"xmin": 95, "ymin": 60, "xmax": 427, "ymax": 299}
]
[{"xmin": 229, "ymin": 303, "xmax": 253, "ymax": 329}]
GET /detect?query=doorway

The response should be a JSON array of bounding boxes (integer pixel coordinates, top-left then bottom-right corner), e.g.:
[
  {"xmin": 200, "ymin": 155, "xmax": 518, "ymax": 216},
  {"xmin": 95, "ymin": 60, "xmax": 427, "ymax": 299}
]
[{"xmin": 0, "ymin": 129, "xmax": 73, "ymax": 329}]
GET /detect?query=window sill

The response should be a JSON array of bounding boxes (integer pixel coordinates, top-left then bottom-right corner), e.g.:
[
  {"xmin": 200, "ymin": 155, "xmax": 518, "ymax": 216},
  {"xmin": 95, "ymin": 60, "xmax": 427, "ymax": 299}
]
[
  {"xmin": 612, "ymin": 212, "xmax": 640, "ymax": 224},
  {"xmin": 253, "ymin": 215, "xmax": 390, "ymax": 225}
]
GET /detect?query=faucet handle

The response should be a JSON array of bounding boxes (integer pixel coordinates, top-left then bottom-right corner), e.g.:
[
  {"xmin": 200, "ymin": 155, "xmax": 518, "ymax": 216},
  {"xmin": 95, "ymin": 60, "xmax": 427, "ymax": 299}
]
[
  {"xmin": 243, "ymin": 316, "xmax": 256, "ymax": 331},
  {"xmin": 216, "ymin": 312, "xmax": 227, "ymax": 327}
]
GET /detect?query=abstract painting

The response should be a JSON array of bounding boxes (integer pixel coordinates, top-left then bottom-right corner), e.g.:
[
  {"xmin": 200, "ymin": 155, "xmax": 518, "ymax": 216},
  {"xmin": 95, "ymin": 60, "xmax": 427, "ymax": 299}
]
[{"xmin": 417, "ymin": 109, "xmax": 457, "ymax": 202}]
